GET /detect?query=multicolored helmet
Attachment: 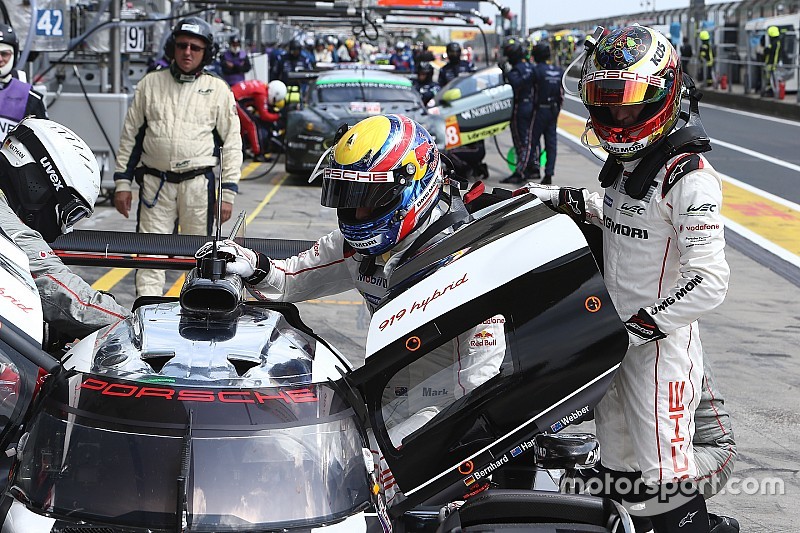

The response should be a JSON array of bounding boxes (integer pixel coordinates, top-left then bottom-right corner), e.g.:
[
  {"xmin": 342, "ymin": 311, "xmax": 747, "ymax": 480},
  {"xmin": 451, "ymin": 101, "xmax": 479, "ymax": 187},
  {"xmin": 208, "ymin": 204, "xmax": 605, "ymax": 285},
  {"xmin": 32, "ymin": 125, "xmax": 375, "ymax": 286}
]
[
  {"xmin": 579, "ymin": 25, "xmax": 682, "ymax": 160},
  {"xmin": 320, "ymin": 114, "xmax": 443, "ymax": 256}
]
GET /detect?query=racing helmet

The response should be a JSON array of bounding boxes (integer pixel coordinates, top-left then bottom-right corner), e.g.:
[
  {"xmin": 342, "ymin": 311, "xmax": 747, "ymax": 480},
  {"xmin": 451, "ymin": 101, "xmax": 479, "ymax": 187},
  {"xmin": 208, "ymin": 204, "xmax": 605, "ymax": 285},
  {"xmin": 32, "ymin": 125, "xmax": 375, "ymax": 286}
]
[
  {"xmin": 699, "ymin": 30, "xmax": 710, "ymax": 41},
  {"xmin": 501, "ymin": 36, "xmax": 525, "ymax": 62},
  {"xmin": 267, "ymin": 80, "xmax": 287, "ymax": 106},
  {"xmin": 579, "ymin": 25, "xmax": 682, "ymax": 161},
  {"xmin": 0, "ymin": 118, "xmax": 101, "ymax": 242},
  {"xmin": 288, "ymin": 39, "xmax": 302, "ymax": 56},
  {"xmin": 0, "ymin": 24, "xmax": 18, "ymax": 80},
  {"xmin": 320, "ymin": 114, "xmax": 443, "ymax": 256},
  {"xmin": 767, "ymin": 25, "xmax": 780, "ymax": 38},
  {"xmin": 416, "ymin": 61, "xmax": 434, "ymax": 79},
  {"xmin": 532, "ymin": 42, "xmax": 551, "ymax": 63},
  {"xmin": 446, "ymin": 41, "xmax": 461, "ymax": 62},
  {"xmin": 165, "ymin": 17, "xmax": 217, "ymax": 67}
]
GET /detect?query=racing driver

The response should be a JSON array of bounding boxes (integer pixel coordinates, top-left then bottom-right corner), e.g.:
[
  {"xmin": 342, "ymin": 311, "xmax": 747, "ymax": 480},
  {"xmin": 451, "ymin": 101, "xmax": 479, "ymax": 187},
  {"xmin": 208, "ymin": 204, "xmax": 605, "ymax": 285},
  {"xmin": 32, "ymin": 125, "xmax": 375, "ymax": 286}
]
[
  {"xmin": 0, "ymin": 118, "xmax": 130, "ymax": 339},
  {"xmin": 199, "ymin": 114, "xmax": 507, "ymax": 504},
  {"xmin": 527, "ymin": 25, "xmax": 730, "ymax": 533}
]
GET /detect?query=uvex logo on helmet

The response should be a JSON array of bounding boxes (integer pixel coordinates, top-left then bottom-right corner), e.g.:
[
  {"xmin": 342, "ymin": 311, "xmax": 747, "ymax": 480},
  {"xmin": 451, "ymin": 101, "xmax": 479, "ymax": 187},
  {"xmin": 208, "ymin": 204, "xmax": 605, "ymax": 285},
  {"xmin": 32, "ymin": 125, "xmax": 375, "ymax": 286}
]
[{"xmin": 39, "ymin": 156, "xmax": 64, "ymax": 191}]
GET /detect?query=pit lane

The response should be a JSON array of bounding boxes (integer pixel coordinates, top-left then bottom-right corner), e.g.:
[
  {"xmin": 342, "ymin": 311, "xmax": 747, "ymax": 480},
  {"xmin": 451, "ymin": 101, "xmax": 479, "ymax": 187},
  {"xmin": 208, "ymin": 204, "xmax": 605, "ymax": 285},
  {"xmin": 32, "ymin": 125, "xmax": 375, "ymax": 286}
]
[{"xmin": 72, "ymin": 125, "xmax": 800, "ymax": 533}]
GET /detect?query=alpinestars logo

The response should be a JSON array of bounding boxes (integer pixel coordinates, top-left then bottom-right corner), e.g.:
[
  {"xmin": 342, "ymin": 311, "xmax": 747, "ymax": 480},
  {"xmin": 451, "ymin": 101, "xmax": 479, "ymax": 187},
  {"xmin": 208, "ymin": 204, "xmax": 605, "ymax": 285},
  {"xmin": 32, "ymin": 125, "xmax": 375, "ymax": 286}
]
[
  {"xmin": 679, "ymin": 510, "xmax": 697, "ymax": 527},
  {"xmin": 40, "ymin": 157, "xmax": 64, "ymax": 191}
]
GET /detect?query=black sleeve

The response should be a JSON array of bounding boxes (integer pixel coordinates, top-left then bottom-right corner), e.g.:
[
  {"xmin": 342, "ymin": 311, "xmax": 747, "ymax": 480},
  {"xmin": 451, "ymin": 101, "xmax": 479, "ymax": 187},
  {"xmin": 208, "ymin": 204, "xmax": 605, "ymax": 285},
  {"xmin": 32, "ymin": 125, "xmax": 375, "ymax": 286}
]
[{"xmin": 25, "ymin": 90, "xmax": 48, "ymax": 119}]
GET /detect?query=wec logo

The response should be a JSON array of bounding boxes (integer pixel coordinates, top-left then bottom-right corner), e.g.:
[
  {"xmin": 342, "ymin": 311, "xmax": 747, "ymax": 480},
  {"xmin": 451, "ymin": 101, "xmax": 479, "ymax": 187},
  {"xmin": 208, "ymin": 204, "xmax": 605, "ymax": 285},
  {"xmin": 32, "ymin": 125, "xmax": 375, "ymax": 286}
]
[
  {"xmin": 39, "ymin": 156, "xmax": 63, "ymax": 191},
  {"xmin": 687, "ymin": 203, "xmax": 716, "ymax": 213},
  {"xmin": 619, "ymin": 203, "xmax": 645, "ymax": 215}
]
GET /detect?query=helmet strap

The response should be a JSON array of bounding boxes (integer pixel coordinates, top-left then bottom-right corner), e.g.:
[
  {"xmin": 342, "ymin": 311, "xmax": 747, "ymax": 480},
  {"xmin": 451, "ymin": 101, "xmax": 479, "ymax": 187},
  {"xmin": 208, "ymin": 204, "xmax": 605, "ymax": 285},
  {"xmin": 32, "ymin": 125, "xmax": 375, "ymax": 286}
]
[
  {"xmin": 170, "ymin": 61, "xmax": 201, "ymax": 82},
  {"xmin": 10, "ymin": 123, "xmax": 87, "ymax": 232}
]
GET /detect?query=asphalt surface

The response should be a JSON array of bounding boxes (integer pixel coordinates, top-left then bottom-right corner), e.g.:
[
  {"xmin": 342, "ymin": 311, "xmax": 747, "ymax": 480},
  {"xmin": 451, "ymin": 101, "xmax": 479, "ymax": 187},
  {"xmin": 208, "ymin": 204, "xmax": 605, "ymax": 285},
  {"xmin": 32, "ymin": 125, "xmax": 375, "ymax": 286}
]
[{"xmin": 71, "ymin": 106, "xmax": 800, "ymax": 532}]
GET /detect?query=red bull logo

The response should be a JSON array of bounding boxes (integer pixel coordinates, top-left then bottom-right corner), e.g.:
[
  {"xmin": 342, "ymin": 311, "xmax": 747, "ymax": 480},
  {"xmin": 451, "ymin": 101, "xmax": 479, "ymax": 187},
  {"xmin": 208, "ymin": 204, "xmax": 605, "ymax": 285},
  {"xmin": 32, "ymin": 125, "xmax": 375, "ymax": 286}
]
[{"xmin": 470, "ymin": 330, "xmax": 497, "ymax": 348}]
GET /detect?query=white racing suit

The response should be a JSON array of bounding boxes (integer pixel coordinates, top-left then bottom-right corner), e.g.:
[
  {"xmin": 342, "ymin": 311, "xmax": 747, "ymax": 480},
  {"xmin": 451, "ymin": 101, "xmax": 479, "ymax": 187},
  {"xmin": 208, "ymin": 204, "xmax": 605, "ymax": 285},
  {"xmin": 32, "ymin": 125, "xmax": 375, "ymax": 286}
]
[
  {"xmin": 114, "ymin": 68, "xmax": 242, "ymax": 297},
  {"xmin": 0, "ymin": 192, "xmax": 130, "ymax": 339},
  {"xmin": 245, "ymin": 210, "xmax": 506, "ymax": 504},
  {"xmin": 566, "ymin": 153, "xmax": 730, "ymax": 485},
  {"xmin": 694, "ymin": 358, "xmax": 736, "ymax": 499}
]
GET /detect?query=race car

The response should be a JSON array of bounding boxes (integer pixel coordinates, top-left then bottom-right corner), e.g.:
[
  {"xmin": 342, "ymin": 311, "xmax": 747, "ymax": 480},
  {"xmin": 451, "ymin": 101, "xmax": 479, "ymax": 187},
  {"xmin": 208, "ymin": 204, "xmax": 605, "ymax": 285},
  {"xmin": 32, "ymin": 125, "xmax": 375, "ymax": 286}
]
[
  {"xmin": 434, "ymin": 66, "xmax": 514, "ymax": 151},
  {"xmin": 284, "ymin": 67, "xmax": 445, "ymax": 177}
]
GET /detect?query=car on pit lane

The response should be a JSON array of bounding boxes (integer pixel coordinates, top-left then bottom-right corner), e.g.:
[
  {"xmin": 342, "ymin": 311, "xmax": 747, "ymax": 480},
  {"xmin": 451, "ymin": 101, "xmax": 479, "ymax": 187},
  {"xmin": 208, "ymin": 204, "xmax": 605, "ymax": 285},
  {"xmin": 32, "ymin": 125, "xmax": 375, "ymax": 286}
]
[
  {"xmin": 284, "ymin": 67, "xmax": 446, "ymax": 177},
  {"xmin": 433, "ymin": 66, "xmax": 514, "ymax": 152}
]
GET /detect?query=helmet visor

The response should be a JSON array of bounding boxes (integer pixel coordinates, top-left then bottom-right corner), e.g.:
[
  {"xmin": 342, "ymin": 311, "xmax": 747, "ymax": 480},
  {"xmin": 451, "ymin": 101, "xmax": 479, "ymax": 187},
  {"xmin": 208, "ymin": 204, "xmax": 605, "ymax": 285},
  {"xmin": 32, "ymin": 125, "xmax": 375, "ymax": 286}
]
[
  {"xmin": 581, "ymin": 70, "xmax": 670, "ymax": 106},
  {"xmin": 59, "ymin": 196, "xmax": 91, "ymax": 233},
  {"xmin": 320, "ymin": 169, "xmax": 405, "ymax": 210}
]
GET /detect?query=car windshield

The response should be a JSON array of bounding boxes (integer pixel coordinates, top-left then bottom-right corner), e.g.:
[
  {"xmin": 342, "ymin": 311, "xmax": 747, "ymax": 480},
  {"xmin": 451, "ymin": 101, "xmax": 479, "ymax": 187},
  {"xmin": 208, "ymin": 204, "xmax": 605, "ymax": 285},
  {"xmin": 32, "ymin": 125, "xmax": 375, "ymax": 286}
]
[
  {"xmin": 316, "ymin": 79, "xmax": 419, "ymax": 104},
  {"xmin": 11, "ymin": 376, "xmax": 371, "ymax": 531},
  {"xmin": 440, "ymin": 67, "xmax": 505, "ymax": 97}
]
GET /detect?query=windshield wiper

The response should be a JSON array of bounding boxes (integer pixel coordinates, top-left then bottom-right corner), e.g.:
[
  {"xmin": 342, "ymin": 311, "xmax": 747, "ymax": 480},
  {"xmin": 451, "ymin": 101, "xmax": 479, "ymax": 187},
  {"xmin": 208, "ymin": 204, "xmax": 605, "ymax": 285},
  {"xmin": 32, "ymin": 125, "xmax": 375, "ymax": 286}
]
[{"xmin": 177, "ymin": 409, "xmax": 193, "ymax": 532}]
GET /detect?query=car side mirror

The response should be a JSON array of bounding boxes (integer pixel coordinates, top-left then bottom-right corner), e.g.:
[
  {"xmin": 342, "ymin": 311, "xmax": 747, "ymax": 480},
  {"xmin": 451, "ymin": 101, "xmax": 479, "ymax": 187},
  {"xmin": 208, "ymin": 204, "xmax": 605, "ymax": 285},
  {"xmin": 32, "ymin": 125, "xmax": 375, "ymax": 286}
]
[{"xmin": 440, "ymin": 88, "xmax": 462, "ymax": 103}]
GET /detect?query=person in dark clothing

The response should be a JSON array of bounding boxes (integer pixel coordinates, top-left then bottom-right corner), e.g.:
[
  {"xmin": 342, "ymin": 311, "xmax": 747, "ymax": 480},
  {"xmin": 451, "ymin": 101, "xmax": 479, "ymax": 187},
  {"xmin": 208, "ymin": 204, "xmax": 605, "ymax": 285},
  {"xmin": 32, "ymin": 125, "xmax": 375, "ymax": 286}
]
[
  {"xmin": 528, "ymin": 43, "xmax": 563, "ymax": 184},
  {"xmin": 220, "ymin": 36, "xmax": 251, "ymax": 86},
  {"xmin": 438, "ymin": 42, "xmax": 475, "ymax": 87},
  {"xmin": 0, "ymin": 23, "xmax": 47, "ymax": 133},
  {"xmin": 272, "ymin": 40, "xmax": 314, "ymax": 83},
  {"xmin": 438, "ymin": 41, "xmax": 486, "ymax": 181},
  {"xmin": 414, "ymin": 41, "xmax": 435, "ymax": 64},
  {"xmin": 680, "ymin": 37, "xmax": 693, "ymax": 76},
  {"xmin": 499, "ymin": 36, "xmax": 537, "ymax": 185},
  {"xmin": 389, "ymin": 41, "xmax": 414, "ymax": 73},
  {"xmin": 412, "ymin": 61, "xmax": 440, "ymax": 106},
  {"xmin": 272, "ymin": 40, "xmax": 314, "ymax": 95}
]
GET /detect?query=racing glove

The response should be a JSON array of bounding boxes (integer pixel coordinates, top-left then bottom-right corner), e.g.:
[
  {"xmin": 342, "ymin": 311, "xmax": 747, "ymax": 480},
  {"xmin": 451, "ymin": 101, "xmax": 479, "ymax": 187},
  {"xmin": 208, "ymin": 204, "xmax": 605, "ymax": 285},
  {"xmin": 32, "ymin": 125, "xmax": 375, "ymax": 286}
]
[
  {"xmin": 624, "ymin": 308, "xmax": 667, "ymax": 347},
  {"xmin": 524, "ymin": 183, "xmax": 588, "ymax": 224},
  {"xmin": 195, "ymin": 240, "xmax": 269, "ymax": 283}
]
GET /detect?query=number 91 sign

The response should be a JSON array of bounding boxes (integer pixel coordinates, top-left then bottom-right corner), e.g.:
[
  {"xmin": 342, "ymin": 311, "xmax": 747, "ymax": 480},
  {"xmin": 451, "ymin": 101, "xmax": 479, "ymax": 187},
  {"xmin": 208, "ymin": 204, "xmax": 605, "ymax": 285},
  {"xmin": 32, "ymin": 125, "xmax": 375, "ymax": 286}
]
[{"xmin": 124, "ymin": 26, "xmax": 146, "ymax": 53}]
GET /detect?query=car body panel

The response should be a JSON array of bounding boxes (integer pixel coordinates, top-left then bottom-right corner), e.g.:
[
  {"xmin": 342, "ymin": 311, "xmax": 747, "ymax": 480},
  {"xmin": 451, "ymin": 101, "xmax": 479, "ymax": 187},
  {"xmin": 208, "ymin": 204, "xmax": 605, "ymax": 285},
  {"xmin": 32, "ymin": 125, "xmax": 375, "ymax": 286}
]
[{"xmin": 347, "ymin": 196, "xmax": 628, "ymax": 515}]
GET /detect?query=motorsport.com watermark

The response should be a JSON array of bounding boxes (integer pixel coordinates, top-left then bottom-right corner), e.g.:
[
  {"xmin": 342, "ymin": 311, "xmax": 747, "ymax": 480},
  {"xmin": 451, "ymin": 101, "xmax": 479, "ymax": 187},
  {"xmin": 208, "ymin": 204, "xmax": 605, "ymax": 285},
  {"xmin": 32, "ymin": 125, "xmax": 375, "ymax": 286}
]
[{"xmin": 560, "ymin": 474, "xmax": 785, "ymax": 516}]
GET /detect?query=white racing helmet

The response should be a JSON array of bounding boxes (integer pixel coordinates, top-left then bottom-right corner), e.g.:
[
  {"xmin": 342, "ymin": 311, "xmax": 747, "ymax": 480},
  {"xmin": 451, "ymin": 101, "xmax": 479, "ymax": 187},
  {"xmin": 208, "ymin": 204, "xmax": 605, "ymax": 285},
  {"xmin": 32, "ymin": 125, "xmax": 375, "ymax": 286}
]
[
  {"xmin": 0, "ymin": 118, "xmax": 100, "ymax": 242},
  {"xmin": 267, "ymin": 80, "xmax": 287, "ymax": 106}
]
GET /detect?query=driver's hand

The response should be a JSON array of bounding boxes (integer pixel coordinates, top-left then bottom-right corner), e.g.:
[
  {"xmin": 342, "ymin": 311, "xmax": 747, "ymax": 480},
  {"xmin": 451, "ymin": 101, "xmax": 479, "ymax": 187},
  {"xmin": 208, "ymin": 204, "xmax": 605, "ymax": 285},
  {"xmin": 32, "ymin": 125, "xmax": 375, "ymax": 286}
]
[
  {"xmin": 523, "ymin": 183, "xmax": 562, "ymax": 206},
  {"xmin": 195, "ymin": 239, "xmax": 258, "ymax": 278}
]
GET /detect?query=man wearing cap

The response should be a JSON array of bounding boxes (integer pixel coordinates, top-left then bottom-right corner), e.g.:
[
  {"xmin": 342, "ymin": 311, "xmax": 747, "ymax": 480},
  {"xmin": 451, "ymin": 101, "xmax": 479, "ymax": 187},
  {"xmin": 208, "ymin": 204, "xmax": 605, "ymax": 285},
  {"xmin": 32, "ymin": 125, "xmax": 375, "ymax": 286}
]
[{"xmin": 113, "ymin": 17, "xmax": 242, "ymax": 298}]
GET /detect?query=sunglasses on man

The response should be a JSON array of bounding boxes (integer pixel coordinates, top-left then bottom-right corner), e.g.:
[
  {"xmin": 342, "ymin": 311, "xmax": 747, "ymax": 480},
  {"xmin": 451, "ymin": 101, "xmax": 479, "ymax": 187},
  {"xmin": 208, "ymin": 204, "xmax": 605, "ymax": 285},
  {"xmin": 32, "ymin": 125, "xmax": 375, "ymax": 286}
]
[{"xmin": 175, "ymin": 42, "xmax": 206, "ymax": 52}]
